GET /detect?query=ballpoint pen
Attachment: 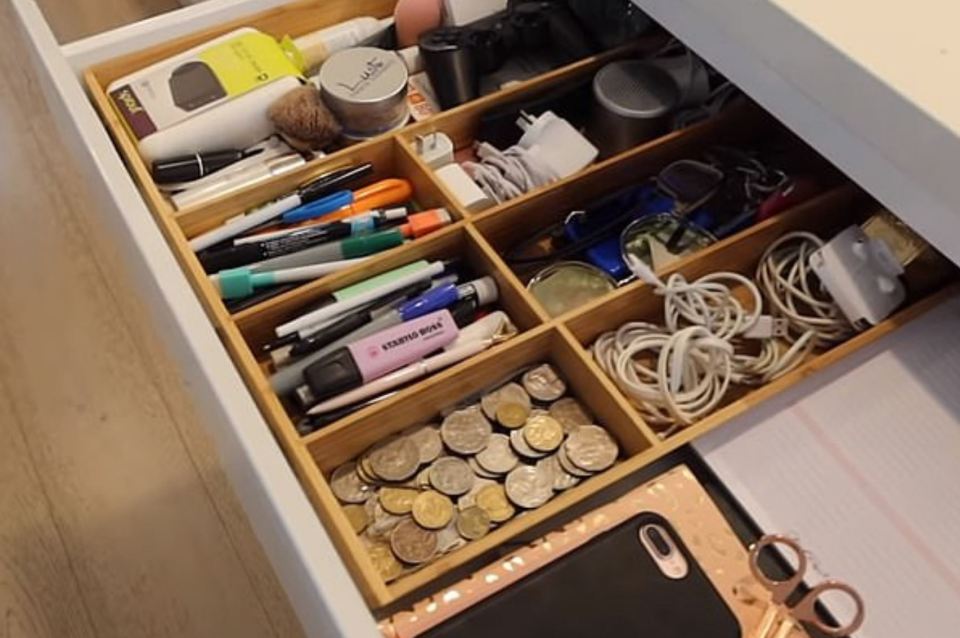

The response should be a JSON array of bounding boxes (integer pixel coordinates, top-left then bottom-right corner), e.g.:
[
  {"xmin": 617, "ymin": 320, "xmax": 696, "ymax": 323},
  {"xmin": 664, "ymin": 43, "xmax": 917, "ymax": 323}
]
[
  {"xmin": 274, "ymin": 260, "xmax": 448, "ymax": 338},
  {"xmin": 242, "ymin": 209, "xmax": 452, "ymax": 273},
  {"xmin": 198, "ymin": 207, "xmax": 408, "ymax": 272},
  {"xmin": 187, "ymin": 163, "xmax": 373, "ymax": 251},
  {"xmin": 279, "ymin": 178, "xmax": 413, "ymax": 225}
]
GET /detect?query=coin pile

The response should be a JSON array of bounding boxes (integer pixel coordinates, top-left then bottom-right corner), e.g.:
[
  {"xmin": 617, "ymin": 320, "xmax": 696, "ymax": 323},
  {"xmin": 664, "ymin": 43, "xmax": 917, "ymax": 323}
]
[{"xmin": 328, "ymin": 363, "xmax": 622, "ymax": 581}]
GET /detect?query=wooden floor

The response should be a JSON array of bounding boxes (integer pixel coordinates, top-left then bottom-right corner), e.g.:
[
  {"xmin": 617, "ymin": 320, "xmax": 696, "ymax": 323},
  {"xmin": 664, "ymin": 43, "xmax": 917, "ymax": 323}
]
[{"xmin": 0, "ymin": 2, "xmax": 305, "ymax": 636}]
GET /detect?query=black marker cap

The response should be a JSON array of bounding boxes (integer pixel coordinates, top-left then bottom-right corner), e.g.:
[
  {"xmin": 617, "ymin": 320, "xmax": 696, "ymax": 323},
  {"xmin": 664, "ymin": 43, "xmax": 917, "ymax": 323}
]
[{"xmin": 303, "ymin": 348, "xmax": 363, "ymax": 402}]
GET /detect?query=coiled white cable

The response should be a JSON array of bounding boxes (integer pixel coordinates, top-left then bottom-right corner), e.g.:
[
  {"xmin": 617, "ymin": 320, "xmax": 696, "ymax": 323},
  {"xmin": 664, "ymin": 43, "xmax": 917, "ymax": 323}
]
[
  {"xmin": 462, "ymin": 142, "xmax": 558, "ymax": 205},
  {"xmin": 755, "ymin": 232, "xmax": 854, "ymax": 346},
  {"xmin": 593, "ymin": 323, "xmax": 733, "ymax": 432},
  {"xmin": 592, "ymin": 253, "xmax": 814, "ymax": 434}
]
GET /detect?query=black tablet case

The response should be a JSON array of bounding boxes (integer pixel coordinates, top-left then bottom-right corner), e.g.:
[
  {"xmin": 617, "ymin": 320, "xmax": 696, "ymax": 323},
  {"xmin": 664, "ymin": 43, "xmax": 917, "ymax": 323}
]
[{"xmin": 425, "ymin": 512, "xmax": 741, "ymax": 638}]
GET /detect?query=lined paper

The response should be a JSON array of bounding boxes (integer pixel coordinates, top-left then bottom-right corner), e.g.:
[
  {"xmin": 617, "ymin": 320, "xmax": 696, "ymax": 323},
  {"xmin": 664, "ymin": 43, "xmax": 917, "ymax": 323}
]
[{"xmin": 696, "ymin": 295, "xmax": 960, "ymax": 637}]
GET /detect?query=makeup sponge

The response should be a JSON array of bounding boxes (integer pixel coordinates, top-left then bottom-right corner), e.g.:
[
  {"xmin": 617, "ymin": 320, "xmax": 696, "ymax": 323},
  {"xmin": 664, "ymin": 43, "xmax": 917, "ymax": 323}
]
[
  {"xmin": 268, "ymin": 83, "xmax": 342, "ymax": 151},
  {"xmin": 394, "ymin": 0, "xmax": 443, "ymax": 48}
]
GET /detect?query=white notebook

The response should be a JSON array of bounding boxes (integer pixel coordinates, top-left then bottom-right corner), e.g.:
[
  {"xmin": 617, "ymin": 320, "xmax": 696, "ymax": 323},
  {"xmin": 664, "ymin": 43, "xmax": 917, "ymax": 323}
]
[{"xmin": 696, "ymin": 294, "xmax": 960, "ymax": 637}]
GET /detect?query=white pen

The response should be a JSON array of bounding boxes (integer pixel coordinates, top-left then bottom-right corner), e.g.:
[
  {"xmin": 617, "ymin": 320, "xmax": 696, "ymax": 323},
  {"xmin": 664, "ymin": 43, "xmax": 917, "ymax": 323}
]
[
  {"xmin": 305, "ymin": 311, "xmax": 510, "ymax": 414},
  {"xmin": 274, "ymin": 260, "xmax": 447, "ymax": 338},
  {"xmin": 181, "ymin": 154, "xmax": 306, "ymax": 235}
]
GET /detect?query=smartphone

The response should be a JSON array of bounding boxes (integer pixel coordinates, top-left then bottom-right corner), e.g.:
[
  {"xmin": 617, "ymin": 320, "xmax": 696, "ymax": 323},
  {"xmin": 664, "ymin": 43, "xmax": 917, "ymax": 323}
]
[{"xmin": 424, "ymin": 512, "xmax": 741, "ymax": 638}]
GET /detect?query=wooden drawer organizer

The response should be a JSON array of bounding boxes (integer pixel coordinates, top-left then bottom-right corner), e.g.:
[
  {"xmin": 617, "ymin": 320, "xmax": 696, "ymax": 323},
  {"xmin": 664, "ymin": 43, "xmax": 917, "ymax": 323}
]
[{"xmin": 82, "ymin": 0, "xmax": 956, "ymax": 610}]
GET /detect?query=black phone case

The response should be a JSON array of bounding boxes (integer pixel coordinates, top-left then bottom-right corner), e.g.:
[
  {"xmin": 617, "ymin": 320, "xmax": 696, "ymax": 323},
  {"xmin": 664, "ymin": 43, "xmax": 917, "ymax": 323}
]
[{"xmin": 425, "ymin": 512, "xmax": 741, "ymax": 638}]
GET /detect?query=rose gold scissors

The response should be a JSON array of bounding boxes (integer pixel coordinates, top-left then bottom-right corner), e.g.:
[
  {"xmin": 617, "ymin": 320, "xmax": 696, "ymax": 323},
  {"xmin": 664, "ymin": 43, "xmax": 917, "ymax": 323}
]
[{"xmin": 748, "ymin": 535, "xmax": 865, "ymax": 638}]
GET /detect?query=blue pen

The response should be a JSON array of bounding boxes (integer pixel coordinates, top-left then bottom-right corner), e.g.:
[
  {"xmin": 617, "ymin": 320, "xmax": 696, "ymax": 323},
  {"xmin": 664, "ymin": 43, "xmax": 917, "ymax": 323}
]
[{"xmin": 282, "ymin": 190, "xmax": 355, "ymax": 224}]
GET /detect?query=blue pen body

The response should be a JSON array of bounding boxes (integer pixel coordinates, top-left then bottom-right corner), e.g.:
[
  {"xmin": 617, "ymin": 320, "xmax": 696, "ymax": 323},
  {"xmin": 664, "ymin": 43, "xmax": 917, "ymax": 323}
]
[
  {"xmin": 282, "ymin": 190, "xmax": 354, "ymax": 224},
  {"xmin": 398, "ymin": 283, "xmax": 461, "ymax": 320}
]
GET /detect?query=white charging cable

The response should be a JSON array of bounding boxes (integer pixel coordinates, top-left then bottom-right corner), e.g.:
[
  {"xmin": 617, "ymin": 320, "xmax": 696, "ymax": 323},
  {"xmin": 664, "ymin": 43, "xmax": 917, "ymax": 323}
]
[
  {"xmin": 461, "ymin": 111, "xmax": 599, "ymax": 205},
  {"xmin": 755, "ymin": 232, "xmax": 854, "ymax": 347},
  {"xmin": 463, "ymin": 142, "xmax": 557, "ymax": 204},
  {"xmin": 592, "ymin": 254, "xmax": 812, "ymax": 433}
]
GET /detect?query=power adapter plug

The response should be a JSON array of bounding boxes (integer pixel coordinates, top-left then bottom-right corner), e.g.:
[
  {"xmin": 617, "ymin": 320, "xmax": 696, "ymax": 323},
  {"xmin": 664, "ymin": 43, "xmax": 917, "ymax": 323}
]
[
  {"xmin": 515, "ymin": 110, "xmax": 598, "ymax": 179},
  {"xmin": 810, "ymin": 225, "xmax": 906, "ymax": 327},
  {"xmin": 415, "ymin": 132, "xmax": 455, "ymax": 169}
]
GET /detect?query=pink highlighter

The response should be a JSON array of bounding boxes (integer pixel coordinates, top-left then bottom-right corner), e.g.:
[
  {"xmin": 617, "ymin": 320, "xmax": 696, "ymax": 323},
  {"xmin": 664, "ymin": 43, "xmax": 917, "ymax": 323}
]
[{"xmin": 301, "ymin": 309, "xmax": 459, "ymax": 402}]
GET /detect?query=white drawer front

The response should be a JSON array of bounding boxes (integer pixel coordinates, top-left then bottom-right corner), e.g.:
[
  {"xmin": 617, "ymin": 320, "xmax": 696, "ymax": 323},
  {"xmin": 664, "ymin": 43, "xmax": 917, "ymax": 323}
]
[{"xmin": 10, "ymin": 1, "xmax": 378, "ymax": 635}]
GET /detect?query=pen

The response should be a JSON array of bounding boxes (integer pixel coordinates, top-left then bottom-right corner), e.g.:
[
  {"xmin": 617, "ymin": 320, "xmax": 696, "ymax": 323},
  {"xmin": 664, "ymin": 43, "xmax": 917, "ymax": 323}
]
[
  {"xmin": 243, "ymin": 209, "xmax": 452, "ymax": 273},
  {"xmin": 279, "ymin": 178, "xmax": 413, "ymax": 226},
  {"xmin": 270, "ymin": 277, "xmax": 487, "ymax": 395},
  {"xmin": 269, "ymin": 276, "xmax": 452, "ymax": 369},
  {"xmin": 304, "ymin": 311, "xmax": 509, "ymax": 413},
  {"xmin": 211, "ymin": 257, "xmax": 370, "ymax": 300},
  {"xmin": 274, "ymin": 260, "xmax": 447, "ymax": 338},
  {"xmin": 152, "ymin": 148, "xmax": 254, "ymax": 184},
  {"xmin": 349, "ymin": 276, "xmax": 497, "ymax": 339},
  {"xmin": 286, "ymin": 279, "xmax": 439, "ymax": 359},
  {"xmin": 187, "ymin": 163, "xmax": 374, "ymax": 252},
  {"xmin": 177, "ymin": 153, "xmax": 307, "ymax": 217},
  {"xmin": 198, "ymin": 208, "xmax": 407, "ymax": 273}
]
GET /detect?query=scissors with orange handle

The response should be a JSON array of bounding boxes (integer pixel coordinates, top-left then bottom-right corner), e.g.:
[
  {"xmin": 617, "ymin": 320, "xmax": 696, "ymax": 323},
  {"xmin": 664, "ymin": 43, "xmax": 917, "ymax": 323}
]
[{"xmin": 748, "ymin": 535, "xmax": 865, "ymax": 638}]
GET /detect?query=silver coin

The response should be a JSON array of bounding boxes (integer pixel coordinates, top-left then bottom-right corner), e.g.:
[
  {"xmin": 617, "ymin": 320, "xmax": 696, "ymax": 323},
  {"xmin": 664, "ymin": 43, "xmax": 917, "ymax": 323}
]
[
  {"xmin": 537, "ymin": 454, "xmax": 581, "ymax": 491},
  {"xmin": 415, "ymin": 467, "xmax": 432, "ymax": 489},
  {"xmin": 522, "ymin": 364, "xmax": 566, "ymax": 402},
  {"xmin": 565, "ymin": 425, "xmax": 619, "ymax": 473},
  {"xmin": 557, "ymin": 443, "xmax": 594, "ymax": 478},
  {"xmin": 330, "ymin": 463, "xmax": 373, "ymax": 504},
  {"xmin": 436, "ymin": 521, "xmax": 467, "ymax": 554},
  {"xmin": 480, "ymin": 382, "xmax": 532, "ymax": 420},
  {"xmin": 549, "ymin": 398, "xmax": 594, "ymax": 434},
  {"xmin": 403, "ymin": 423, "xmax": 443, "ymax": 464},
  {"xmin": 429, "ymin": 456, "xmax": 475, "ymax": 496},
  {"xmin": 505, "ymin": 465, "xmax": 554, "ymax": 509},
  {"xmin": 363, "ymin": 499, "xmax": 405, "ymax": 541},
  {"xmin": 440, "ymin": 406, "xmax": 492, "ymax": 455},
  {"xmin": 467, "ymin": 456, "xmax": 501, "ymax": 479},
  {"xmin": 475, "ymin": 433, "xmax": 520, "ymax": 474},
  {"xmin": 369, "ymin": 436, "xmax": 421, "ymax": 482},
  {"xmin": 509, "ymin": 428, "xmax": 548, "ymax": 459}
]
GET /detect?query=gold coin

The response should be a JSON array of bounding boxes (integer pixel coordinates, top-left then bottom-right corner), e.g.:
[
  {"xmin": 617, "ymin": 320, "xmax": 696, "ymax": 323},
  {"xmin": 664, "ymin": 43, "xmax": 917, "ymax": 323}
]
[
  {"xmin": 523, "ymin": 414, "xmax": 565, "ymax": 452},
  {"xmin": 411, "ymin": 490, "xmax": 454, "ymax": 529},
  {"xmin": 379, "ymin": 487, "xmax": 419, "ymax": 515},
  {"xmin": 367, "ymin": 542, "xmax": 403, "ymax": 582},
  {"xmin": 474, "ymin": 484, "xmax": 515, "ymax": 523},
  {"xmin": 343, "ymin": 504, "xmax": 370, "ymax": 534},
  {"xmin": 456, "ymin": 506, "xmax": 492, "ymax": 541},
  {"xmin": 496, "ymin": 402, "xmax": 530, "ymax": 429}
]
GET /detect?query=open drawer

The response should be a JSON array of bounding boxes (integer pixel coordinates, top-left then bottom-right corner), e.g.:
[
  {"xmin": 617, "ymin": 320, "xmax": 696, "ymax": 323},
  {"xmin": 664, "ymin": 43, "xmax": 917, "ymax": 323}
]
[{"xmin": 12, "ymin": 0, "xmax": 960, "ymax": 635}]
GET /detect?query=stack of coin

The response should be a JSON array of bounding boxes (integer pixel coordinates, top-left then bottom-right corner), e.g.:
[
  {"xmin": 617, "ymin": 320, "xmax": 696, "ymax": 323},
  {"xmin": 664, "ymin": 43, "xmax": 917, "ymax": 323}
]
[{"xmin": 328, "ymin": 363, "xmax": 621, "ymax": 582}]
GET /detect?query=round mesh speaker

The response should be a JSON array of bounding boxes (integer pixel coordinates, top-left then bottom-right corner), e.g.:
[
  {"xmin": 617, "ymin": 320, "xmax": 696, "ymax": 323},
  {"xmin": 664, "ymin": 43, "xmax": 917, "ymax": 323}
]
[{"xmin": 593, "ymin": 61, "xmax": 680, "ymax": 119}]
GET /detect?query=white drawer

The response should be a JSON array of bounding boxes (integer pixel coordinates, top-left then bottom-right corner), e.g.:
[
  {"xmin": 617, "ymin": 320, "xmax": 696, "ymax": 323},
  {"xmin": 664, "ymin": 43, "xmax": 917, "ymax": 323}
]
[{"xmin": 10, "ymin": 0, "xmax": 379, "ymax": 635}]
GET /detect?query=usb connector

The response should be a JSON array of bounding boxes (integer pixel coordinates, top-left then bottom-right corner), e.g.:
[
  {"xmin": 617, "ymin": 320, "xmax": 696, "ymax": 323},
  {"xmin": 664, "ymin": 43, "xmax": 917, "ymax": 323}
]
[{"xmin": 744, "ymin": 316, "xmax": 789, "ymax": 339}]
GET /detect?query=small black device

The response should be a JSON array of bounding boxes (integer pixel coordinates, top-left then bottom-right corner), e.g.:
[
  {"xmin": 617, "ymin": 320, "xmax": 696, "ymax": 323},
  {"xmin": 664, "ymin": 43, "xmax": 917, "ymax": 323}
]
[
  {"xmin": 424, "ymin": 512, "xmax": 741, "ymax": 638},
  {"xmin": 419, "ymin": 1, "xmax": 596, "ymax": 109}
]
